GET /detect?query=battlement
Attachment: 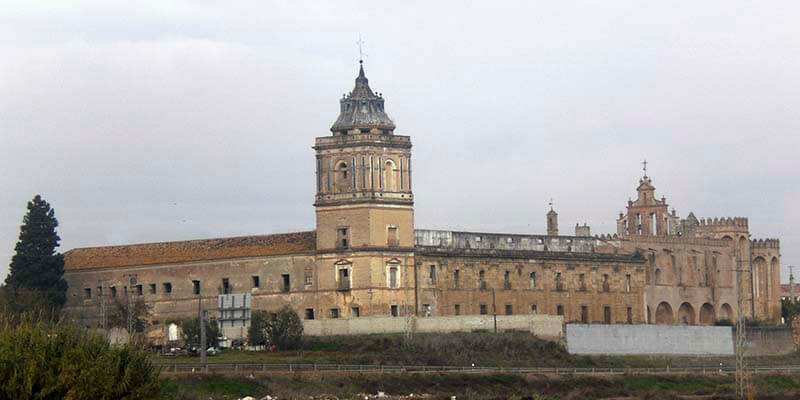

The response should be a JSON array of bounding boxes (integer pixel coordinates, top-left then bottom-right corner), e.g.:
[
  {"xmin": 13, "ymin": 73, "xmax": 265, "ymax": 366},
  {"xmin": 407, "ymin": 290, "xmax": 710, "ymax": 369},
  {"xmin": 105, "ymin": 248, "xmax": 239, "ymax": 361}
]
[
  {"xmin": 698, "ymin": 217, "xmax": 748, "ymax": 227},
  {"xmin": 751, "ymin": 238, "xmax": 780, "ymax": 249},
  {"xmin": 595, "ymin": 233, "xmax": 619, "ymax": 241}
]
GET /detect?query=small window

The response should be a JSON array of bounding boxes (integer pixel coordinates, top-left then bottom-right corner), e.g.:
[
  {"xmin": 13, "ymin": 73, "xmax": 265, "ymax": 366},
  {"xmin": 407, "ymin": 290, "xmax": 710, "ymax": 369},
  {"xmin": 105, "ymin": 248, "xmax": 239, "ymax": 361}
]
[
  {"xmin": 556, "ymin": 305, "xmax": 564, "ymax": 316},
  {"xmin": 390, "ymin": 304, "xmax": 399, "ymax": 317},
  {"xmin": 281, "ymin": 274, "xmax": 290, "ymax": 292},
  {"xmin": 602, "ymin": 274, "xmax": 610, "ymax": 292},
  {"xmin": 531, "ymin": 304, "xmax": 538, "ymax": 314},
  {"xmin": 454, "ymin": 304, "xmax": 461, "ymax": 315},
  {"xmin": 530, "ymin": 271, "xmax": 537, "ymax": 289},
  {"xmin": 163, "ymin": 282, "xmax": 172, "ymax": 294},
  {"xmin": 579, "ymin": 273, "xmax": 586, "ymax": 291},
  {"xmin": 351, "ymin": 306, "xmax": 360, "ymax": 317},
  {"xmin": 580, "ymin": 305, "xmax": 588, "ymax": 323},
  {"xmin": 479, "ymin": 304, "xmax": 488, "ymax": 315},
  {"xmin": 252, "ymin": 276, "xmax": 260, "ymax": 288},
  {"xmin": 555, "ymin": 272, "xmax": 563, "ymax": 291},
  {"xmin": 625, "ymin": 274, "xmax": 631, "ymax": 292},
  {"xmin": 222, "ymin": 278, "xmax": 231, "ymax": 294},
  {"xmin": 149, "ymin": 283, "xmax": 157, "ymax": 294},
  {"xmin": 304, "ymin": 268, "xmax": 313, "ymax": 286},
  {"xmin": 305, "ymin": 308, "xmax": 315, "ymax": 320},
  {"xmin": 337, "ymin": 227, "xmax": 349, "ymax": 249},
  {"xmin": 503, "ymin": 271, "xmax": 511, "ymax": 290},
  {"xmin": 110, "ymin": 286, "xmax": 117, "ymax": 298},
  {"xmin": 192, "ymin": 280, "xmax": 201, "ymax": 295},
  {"xmin": 504, "ymin": 304, "xmax": 513, "ymax": 315},
  {"xmin": 423, "ymin": 304, "xmax": 431, "ymax": 317},
  {"xmin": 604, "ymin": 306, "xmax": 612, "ymax": 323},
  {"xmin": 479, "ymin": 270, "xmax": 486, "ymax": 290},
  {"xmin": 84, "ymin": 288, "xmax": 92, "ymax": 299},
  {"xmin": 330, "ymin": 308, "xmax": 340, "ymax": 319},
  {"xmin": 627, "ymin": 307, "xmax": 633, "ymax": 324},
  {"xmin": 387, "ymin": 226, "xmax": 399, "ymax": 247},
  {"xmin": 429, "ymin": 265, "xmax": 436, "ymax": 284},
  {"xmin": 454, "ymin": 269, "xmax": 460, "ymax": 289},
  {"xmin": 135, "ymin": 284, "xmax": 143, "ymax": 296},
  {"xmin": 475, "ymin": 236, "xmax": 482, "ymax": 242},
  {"xmin": 389, "ymin": 267, "xmax": 398, "ymax": 288}
]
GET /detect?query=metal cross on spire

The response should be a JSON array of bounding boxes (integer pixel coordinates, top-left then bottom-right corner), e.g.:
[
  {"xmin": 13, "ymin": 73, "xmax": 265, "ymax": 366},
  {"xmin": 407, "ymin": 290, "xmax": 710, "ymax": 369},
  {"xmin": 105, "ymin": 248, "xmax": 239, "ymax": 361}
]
[
  {"xmin": 356, "ymin": 35, "xmax": 367, "ymax": 64},
  {"xmin": 549, "ymin": 198, "xmax": 554, "ymax": 210},
  {"xmin": 642, "ymin": 159, "xmax": 648, "ymax": 178}
]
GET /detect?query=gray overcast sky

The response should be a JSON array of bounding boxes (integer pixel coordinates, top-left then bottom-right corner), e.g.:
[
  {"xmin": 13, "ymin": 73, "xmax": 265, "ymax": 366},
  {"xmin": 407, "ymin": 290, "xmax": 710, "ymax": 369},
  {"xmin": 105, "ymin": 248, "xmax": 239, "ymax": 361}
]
[{"xmin": 1, "ymin": 1, "xmax": 798, "ymax": 282}]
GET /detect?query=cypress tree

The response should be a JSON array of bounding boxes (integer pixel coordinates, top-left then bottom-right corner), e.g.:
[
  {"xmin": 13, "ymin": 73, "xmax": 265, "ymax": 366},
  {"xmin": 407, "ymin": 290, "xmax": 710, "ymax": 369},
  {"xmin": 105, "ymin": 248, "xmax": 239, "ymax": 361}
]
[{"xmin": 5, "ymin": 194, "xmax": 68, "ymax": 310}]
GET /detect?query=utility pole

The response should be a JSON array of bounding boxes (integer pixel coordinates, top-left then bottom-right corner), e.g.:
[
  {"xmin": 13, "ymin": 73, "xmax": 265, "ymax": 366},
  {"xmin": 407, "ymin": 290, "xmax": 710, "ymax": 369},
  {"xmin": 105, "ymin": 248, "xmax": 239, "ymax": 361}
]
[
  {"xmin": 735, "ymin": 248, "xmax": 751, "ymax": 398},
  {"xmin": 492, "ymin": 288, "xmax": 497, "ymax": 333},
  {"xmin": 97, "ymin": 279, "xmax": 106, "ymax": 332},
  {"xmin": 198, "ymin": 290, "xmax": 207, "ymax": 365},
  {"xmin": 125, "ymin": 274, "xmax": 137, "ymax": 340}
]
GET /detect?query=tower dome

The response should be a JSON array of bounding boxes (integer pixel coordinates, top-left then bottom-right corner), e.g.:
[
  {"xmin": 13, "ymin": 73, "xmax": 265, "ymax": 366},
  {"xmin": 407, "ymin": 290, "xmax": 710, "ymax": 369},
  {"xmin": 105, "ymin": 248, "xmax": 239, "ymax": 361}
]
[{"xmin": 330, "ymin": 62, "xmax": 396, "ymax": 134}]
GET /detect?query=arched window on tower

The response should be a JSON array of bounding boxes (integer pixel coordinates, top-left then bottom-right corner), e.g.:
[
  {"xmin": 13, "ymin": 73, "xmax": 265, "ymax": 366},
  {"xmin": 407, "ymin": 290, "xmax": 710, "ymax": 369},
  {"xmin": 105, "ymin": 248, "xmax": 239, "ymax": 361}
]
[
  {"xmin": 383, "ymin": 159, "xmax": 397, "ymax": 192},
  {"xmin": 334, "ymin": 161, "xmax": 352, "ymax": 192},
  {"xmin": 650, "ymin": 213, "xmax": 657, "ymax": 235}
]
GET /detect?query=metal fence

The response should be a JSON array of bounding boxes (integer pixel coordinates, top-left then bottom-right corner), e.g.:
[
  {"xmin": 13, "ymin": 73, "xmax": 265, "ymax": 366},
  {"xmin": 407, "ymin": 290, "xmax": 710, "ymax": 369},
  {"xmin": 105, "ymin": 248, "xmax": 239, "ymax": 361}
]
[{"xmin": 154, "ymin": 362, "xmax": 800, "ymax": 375}]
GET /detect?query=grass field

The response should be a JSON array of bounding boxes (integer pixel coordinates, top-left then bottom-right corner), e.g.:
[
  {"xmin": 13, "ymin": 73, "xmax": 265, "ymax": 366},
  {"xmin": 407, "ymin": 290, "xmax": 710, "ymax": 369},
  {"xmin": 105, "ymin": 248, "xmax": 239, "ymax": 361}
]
[{"xmin": 159, "ymin": 371, "xmax": 800, "ymax": 400}]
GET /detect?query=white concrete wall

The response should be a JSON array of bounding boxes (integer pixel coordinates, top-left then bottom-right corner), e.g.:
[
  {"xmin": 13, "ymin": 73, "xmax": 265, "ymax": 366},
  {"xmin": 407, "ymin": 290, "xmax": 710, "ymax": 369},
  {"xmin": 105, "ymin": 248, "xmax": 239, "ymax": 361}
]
[
  {"xmin": 304, "ymin": 314, "xmax": 563, "ymax": 339},
  {"xmin": 566, "ymin": 324, "xmax": 734, "ymax": 355}
]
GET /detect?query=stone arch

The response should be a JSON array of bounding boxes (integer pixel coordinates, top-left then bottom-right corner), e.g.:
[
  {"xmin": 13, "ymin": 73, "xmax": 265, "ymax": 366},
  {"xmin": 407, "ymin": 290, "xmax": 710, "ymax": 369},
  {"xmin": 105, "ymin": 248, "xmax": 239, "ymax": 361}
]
[
  {"xmin": 334, "ymin": 160, "xmax": 352, "ymax": 192},
  {"xmin": 655, "ymin": 302, "xmax": 674, "ymax": 325},
  {"xmin": 678, "ymin": 302, "xmax": 696, "ymax": 325},
  {"xmin": 770, "ymin": 257, "xmax": 779, "ymax": 299},
  {"xmin": 753, "ymin": 256, "xmax": 766, "ymax": 299},
  {"xmin": 655, "ymin": 268, "xmax": 663, "ymax": 285},
  {"xmin": 383, "ymin": 159, "xmax": 397, "ymax": 192},
  {"xmin": 719, "ymin": 303, "xmax": 734, "ymax": 322},
  {"xmin": 699, "ymin": 303, "xmax": 715, "ymax": 325}
]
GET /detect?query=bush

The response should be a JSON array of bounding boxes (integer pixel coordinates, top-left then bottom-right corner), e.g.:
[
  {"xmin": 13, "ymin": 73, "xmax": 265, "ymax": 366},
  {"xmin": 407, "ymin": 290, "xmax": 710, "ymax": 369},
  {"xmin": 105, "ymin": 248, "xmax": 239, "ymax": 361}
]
[
  {"xmin": 0, "ymin": 312, "xmax": 160, "ymax": 399},
  {"xmin": 180, "ymin": 317, "xmax": 220, "ymax": 349},
  {"xmin": 265, "ymin": 306, "xmax": 303, "ymax": 350},
  {"xmin": 248, "ymin": 310, "xmax": 270, "ymax": 346}
]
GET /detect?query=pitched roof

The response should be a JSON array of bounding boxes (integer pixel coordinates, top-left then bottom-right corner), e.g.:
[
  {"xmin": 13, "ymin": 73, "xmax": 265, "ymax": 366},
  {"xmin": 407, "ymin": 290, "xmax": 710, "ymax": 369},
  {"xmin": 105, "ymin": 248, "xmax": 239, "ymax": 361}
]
[{"xmin": 63, "ymin": 231, "xmax": 316, "ymax": 271}]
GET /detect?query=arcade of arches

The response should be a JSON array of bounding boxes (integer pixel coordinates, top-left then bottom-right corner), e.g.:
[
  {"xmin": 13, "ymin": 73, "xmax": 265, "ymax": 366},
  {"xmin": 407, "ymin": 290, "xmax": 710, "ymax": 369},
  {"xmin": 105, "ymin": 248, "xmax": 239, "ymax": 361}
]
[{"xmin": 651, "ymin": 301, "xmax": 733, "ymax": 325}]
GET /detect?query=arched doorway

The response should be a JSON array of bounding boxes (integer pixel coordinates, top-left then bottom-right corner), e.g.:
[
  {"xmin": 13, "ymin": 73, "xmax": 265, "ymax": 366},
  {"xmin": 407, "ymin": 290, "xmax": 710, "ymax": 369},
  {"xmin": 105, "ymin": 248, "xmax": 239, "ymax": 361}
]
[
  {"xmin": 678, "ymin": 302, "xmax": 696, "ymax": 325},
  {"xmin": 720, "ymin": 303, "xmax": 734, "ymax": 322},
  {"xmin": 655, "ymin": 302, "xmax": 673, "ymax": 325},
  {"xmin": 699, "ymin": 303, "xmax": 715, "ymax": 325}
]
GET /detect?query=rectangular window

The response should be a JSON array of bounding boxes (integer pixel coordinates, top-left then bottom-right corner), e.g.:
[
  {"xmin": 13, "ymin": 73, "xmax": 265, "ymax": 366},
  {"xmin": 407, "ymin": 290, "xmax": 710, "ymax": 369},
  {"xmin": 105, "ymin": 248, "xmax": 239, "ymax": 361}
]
[
  {"xmin": 479, "ymin": 304, "xmax": 488, "ymax": 315},
  {"xmin": 84, "ymin": 288, "xmax": 92, "ymax": 299},
  {"xmin": 149, "ymin": 283, "xmax": 157, "ymax": 294},
  {"xmin": 454, "ymin": 269, "xmax": 460, "ymax": 289},
  {"xmin": 504, "ymin": 304, "xmax": 513, "ymax": 315},
  {"xmin": 337, "ymin": 227, "xmax": 349, "ymax": 249},
  {"xmin": 503, "ymin": 271, "xmax": 511, "ymax": 290},
  {"xmin": 192, "ymin": 280, "xmax": 201, "ymax": 295},
  {"xmin": 351, "ymin": 306, "xmax": 360, "ymax": 317},
  {"xmin": 389, "ymin": 267, "xmax": 398, "ymax": 288},
  {"xmin": 579, "ymin": 273, "xmax": 586, "ymax": 291},
  {"xmin": 281, "ymin": 274, "xmax": 290, "ymax": 292},
  {"xmin": 556, "ymin": 305, "xmax": 564, "ymax": 316},
  {"xmin": 627, "ymin": 307, "xmax": 633, "ymax": 324},
  {"xmin": 135, "ymin": 284, "xmax": 143, "ymax": 296},
  {"xmin": 429, "ymin": 265, "xmax": 436, "ymax": 284},
  {"xmin": 423, "ymin": 304, "xmax": 431, "ymax": 317},
  {"xmin": 555, "ymin": 272, "xmax": 563, "ymax": 291},
  {"xmin": 222, "ymin": 278, "xmax": 231, "ymax": 294},
  {"xmin": 604, "ymin": 306, "xmax": 612, "ymax": 324},
  {"xmin": 531, "ymin": 304, "xmax": 538, "ymax": 314},
  {"xmin": 454, "ymin": 304, "xmax": 461, "ymax": 315},
  {"xmin": 110, "ymin": 286, "xmax": 117, "ymax": 298},
  {"xmin": 163, "ymin": 282, "xmax": 172, "ymax": 294},
  {"xmin": 626, "ymin": 274, "xmax": 631, "ymax": 292},
  {"xmin": 390, "ymin": 304, "xmax": 399, "ymax": 317},
  {"xmin": 338, "ymin": 268, "xmax": 350, "ymax": 290},
  {"xmin": 330, "ymin": 308, "xmax": 340, "ymax": 319},
  {"xmin": 304, "ymin": 267, "xmax": 313, "ymax": 286},
  {"xmin": 580, "ymin": 305, "xmax": 588, "ymax": 323},
  {"xmin": 387, "ymin": 226, "xmax": 398, "ymax": 247},
  {"xmin": 602, "ymin": 274, "xmax": 610, "ymax": 292},
  {"xmin": 479, "ymin": 270, "xmax": 486, "ymax": 290},
  {"xmin": 252, "ymin": 276, "xmax": 260, "ymax": 288},
  {"xmin": 530, "ymin": 272, "xmax": 536, "ymax": 289},
  {"xmin": 305, "ymin": 308, "xmax": 315, "ymax": 320}
]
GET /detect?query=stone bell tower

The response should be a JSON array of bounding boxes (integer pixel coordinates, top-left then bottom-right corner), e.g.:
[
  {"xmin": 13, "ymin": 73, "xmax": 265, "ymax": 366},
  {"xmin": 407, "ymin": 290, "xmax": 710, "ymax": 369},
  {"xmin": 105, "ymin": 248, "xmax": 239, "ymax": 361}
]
[{"xmin": 313, "ymin": 61, "xmax": 415, "ymax": 317}]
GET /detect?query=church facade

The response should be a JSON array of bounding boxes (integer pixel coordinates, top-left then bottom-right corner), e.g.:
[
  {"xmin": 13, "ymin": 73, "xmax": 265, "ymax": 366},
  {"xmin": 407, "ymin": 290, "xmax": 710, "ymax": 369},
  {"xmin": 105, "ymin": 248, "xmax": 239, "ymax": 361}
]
[{"xmin": 61, "ymin": 64, "xmax": 782, "ymax": 336}]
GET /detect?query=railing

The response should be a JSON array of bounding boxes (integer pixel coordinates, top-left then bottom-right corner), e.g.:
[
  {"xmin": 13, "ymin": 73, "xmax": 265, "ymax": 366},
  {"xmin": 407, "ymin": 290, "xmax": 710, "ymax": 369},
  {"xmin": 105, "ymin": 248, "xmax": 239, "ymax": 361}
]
[{"xmin": 154, "ymin": 362, "xmax": 800, "ymax": 375}]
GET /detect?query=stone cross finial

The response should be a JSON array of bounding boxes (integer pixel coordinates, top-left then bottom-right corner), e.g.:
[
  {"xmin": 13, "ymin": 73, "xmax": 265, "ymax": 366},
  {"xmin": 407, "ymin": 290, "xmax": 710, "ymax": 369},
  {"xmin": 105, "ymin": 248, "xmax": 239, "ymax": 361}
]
[
  {"xmin": 357, "ymin": 35, "xmax": 367, "ymax": 64},
  {"xmin": 642, "ymin": 159, "xmax": 648, "ymax": 177}
]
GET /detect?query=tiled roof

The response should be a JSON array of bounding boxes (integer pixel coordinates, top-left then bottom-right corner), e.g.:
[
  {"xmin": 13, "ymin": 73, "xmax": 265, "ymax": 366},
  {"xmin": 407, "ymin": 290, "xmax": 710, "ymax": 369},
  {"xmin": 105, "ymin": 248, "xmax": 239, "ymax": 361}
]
[
  {"xmin": 780, "ymin": 284, "xmax": 800, "ymax": 297},
  {"xmin": 64, "ymin": 231, "xmax": 316, "ymax": 270}
]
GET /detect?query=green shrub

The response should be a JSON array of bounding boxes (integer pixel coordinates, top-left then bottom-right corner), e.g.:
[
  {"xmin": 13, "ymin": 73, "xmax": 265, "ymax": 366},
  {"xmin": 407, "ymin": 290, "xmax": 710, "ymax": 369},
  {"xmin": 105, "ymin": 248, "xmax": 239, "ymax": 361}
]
[
  {"xmin": 248, "ymin": 310, "xmax": 270, "ymax": 346},
  {"xmin": 0, "ymin": 313, "xmax": 160, "ymax": 399},
  {"xmin": 180, "ymin": 317, "xmax": 220, "ymax": 348},
  {"xmin": 265, "ymin": 306, "xmax": 303, "ymax": 350}
]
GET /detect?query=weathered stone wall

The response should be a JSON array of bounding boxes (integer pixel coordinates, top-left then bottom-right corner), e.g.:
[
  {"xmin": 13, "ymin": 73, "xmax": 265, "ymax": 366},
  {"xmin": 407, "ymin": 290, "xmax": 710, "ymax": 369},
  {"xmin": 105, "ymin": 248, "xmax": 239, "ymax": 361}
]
[
  {"xmin": 303, "ymin": 314, "xmax": 564, "ymax": 340},
  {"xmin": 741, "ymin": 326, "xmax": 795, "ymax": 356},
  {"xmin": 566, "ymin": 324, "xmax": 734, "ymax": 355}
]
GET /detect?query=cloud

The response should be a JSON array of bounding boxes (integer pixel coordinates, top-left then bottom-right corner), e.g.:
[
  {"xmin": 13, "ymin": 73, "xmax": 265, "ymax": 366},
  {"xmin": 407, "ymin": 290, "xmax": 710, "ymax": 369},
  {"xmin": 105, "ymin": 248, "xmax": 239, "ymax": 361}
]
[{"xmin": 1, "ymin": 1, "xmax": 799, "ymax": 282}]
